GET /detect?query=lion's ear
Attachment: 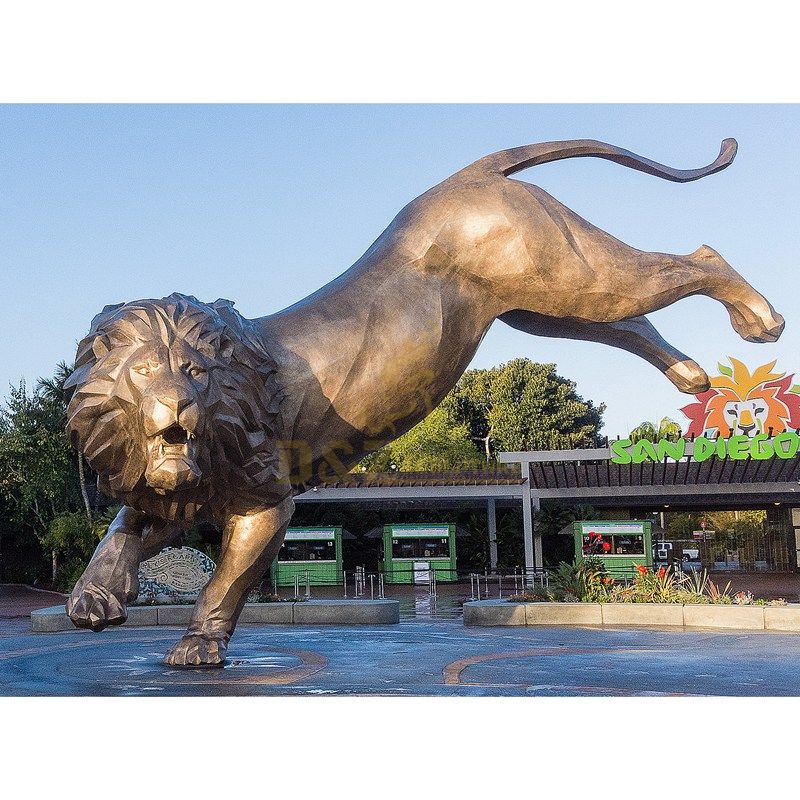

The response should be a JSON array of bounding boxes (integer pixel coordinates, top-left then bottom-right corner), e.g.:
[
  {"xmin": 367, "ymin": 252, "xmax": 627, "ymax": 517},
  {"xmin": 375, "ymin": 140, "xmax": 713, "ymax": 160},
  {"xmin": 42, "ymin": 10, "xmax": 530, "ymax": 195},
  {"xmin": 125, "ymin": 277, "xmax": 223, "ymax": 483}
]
[
  {"xmin": 218, "ymin": 334, "xmax": 235, "ymax": 360},
  {"xmin": 89, "ymin": 302, "xmax": 125, "ymax": 334},
  {"xmin": 92, "ymin": 334, "xmax": 111, "ymax": 359}
]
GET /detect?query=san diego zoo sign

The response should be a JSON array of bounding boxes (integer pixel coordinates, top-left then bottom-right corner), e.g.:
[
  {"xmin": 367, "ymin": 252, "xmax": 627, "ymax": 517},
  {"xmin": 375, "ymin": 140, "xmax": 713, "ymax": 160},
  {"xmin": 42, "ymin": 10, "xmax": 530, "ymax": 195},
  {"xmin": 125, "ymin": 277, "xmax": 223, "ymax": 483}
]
[{"xmin": 612, "ymin": 357, "xmax": 800, "ymax": 465}]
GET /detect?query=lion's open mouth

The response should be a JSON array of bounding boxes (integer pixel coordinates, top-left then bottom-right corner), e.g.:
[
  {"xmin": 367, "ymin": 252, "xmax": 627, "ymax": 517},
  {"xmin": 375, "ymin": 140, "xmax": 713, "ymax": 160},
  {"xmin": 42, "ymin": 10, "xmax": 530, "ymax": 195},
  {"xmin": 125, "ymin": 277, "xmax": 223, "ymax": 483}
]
[
  {"xmin": 159, "ymin": 422, "xmax": 191, "ymax": 449},
  {"xmin": 145, "ymin": 424, "xmax": 201, "ymax": 493}
]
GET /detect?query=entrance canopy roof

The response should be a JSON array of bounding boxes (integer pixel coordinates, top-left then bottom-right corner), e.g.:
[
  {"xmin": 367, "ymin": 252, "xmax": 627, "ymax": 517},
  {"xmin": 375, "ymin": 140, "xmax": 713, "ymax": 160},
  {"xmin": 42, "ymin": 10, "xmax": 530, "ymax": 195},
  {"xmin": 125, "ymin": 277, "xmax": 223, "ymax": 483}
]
[
  {"xmin": 498, "ymin": 445, "xmax": 800, "ymax": 509},
  {"xmin": 294, "ymin": 443, "xmax": 800, "ymax": 510},
  {"xmin": 295, "ymin": 469, "xmax": 525, "ymax": 505}
]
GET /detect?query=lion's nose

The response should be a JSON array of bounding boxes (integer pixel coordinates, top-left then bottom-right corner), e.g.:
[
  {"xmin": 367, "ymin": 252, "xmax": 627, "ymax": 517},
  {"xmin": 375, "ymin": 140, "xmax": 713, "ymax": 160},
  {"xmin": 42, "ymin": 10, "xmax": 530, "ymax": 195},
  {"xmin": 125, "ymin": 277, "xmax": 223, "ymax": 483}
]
[
  {"xmin": 142, "ymin": 395, "xmax": 197, "ymax": 437},
  {"xmin": 142, "ymin": 397, "xmax": 178, "ymax": 437},
  {"xmin": 178, "ymin": 400, "xmax": 200, "ymax": 433}
]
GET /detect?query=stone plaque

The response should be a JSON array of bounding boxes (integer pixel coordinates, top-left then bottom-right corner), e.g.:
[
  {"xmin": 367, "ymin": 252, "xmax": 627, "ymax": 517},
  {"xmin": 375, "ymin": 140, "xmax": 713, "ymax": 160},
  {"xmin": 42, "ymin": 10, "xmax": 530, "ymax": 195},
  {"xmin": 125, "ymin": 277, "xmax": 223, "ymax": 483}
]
[{"xmin": 137, "ymin": 547, "xmax": 216, "ymax": 603}]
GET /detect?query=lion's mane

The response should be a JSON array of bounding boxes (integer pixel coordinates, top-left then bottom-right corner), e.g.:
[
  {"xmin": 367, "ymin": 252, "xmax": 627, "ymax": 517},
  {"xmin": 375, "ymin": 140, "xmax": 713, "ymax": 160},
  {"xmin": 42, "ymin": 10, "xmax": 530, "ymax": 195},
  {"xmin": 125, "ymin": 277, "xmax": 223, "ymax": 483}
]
[
  {"xmin": 65, "ymin": 293, "xmax": 287, "ymax": 522},
  {"xmin": 681, "ymin": 357, "xmax": 800, "ymax": 438}
]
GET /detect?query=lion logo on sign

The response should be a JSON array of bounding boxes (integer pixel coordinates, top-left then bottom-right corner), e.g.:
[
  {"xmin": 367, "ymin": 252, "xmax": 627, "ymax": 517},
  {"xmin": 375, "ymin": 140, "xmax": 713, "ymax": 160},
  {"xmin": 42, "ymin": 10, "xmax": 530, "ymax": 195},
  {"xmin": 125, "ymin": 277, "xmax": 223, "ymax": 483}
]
[{"xmin": 681, "ymin": 357, "xmax": 800, "ymax": 438}]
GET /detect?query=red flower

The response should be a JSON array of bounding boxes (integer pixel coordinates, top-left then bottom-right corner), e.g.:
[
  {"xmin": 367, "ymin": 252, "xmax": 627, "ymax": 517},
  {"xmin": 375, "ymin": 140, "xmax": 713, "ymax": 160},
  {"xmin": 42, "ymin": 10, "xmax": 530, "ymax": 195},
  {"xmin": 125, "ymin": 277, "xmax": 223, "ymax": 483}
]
[
  {"xmin": 658, "ymin": 567, "xmax": 666, "ymax": 579},
  {"xmin": 602, "ymin": 542, "xmax": 611, "ymax": 552},
  {"xmin": 635, "ymin": 564, "xmax": 648, "ymax": 576}
]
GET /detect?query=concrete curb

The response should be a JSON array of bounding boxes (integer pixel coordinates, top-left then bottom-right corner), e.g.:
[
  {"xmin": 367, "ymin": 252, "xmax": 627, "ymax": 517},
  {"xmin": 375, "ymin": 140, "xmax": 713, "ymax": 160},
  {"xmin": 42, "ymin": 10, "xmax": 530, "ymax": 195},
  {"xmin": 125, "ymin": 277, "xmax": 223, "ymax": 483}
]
[
  {"xmin": 463, "ymin": 600, "xmax": 800, "ymax": 631},
  {"xmin": 31, "ymin": 599, "xmax": 400, "ymax": 632}
]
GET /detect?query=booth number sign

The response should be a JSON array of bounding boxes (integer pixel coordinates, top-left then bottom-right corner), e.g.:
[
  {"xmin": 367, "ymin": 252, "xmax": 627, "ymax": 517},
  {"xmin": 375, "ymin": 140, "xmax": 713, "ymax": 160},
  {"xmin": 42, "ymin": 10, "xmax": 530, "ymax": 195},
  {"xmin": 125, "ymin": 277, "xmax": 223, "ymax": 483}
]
[{"xmin": 610, "ymin": 432, "xmax": 800, "ymax": 465}]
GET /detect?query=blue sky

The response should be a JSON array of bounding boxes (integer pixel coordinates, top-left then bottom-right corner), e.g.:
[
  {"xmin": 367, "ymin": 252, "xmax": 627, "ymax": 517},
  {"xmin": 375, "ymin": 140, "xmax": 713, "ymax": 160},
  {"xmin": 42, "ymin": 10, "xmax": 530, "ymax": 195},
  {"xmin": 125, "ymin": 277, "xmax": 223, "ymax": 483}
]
[{"xmin": 1, "ymin": 104, "xmax": 798, "ymax": 438}]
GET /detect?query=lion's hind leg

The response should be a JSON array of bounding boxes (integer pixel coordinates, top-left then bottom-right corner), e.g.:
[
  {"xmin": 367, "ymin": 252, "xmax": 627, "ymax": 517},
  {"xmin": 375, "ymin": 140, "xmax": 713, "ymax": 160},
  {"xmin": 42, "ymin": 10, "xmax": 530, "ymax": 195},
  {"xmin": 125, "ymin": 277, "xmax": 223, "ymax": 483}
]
[{"xmin": 500, "ymin": 310, "xmax": 711, "ymax": 395}]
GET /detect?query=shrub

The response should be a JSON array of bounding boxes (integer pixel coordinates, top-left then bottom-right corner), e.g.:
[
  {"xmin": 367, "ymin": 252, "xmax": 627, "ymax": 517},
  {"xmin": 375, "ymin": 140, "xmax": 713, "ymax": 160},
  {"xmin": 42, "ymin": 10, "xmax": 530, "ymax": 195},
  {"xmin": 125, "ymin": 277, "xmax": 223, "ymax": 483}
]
[
  {"xmin": 508, "ymin": 584, "xmax": 551, "ymax": 602},
  {"xmin": 547, "ymin": 561, "xmax": 586, "ymax": 601},
  {"xmin": 622, "ymin": 564, "xmax": 681, "ymax": 603},
  {"xmin": 39, "ymin": 512, "xmax": 99, "ymax": 592},
  {"xmin": 506, "ymin": 564, "xmax": 771, "ymax": 607}
]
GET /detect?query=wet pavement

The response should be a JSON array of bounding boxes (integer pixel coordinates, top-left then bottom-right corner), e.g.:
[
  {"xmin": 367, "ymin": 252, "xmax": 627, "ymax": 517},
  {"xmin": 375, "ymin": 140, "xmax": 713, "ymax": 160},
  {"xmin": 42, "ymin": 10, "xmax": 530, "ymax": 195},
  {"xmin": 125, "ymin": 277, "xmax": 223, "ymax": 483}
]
[
  {"xmin": 4, "ymin": 581, "xmax": 800, "ymax": 696},
  {"xmin": 4, "ymin": 613, "xmax": 800, "ymax": 697},
  {"xmin": 0, "ymin": 584, "xmax": 67, "ymax": 618}
]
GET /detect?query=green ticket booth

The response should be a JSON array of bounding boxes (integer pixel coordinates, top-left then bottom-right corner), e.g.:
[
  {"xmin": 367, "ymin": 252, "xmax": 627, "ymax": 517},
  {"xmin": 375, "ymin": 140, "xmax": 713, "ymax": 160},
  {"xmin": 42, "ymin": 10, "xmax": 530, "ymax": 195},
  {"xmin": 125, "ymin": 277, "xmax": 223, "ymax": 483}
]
[
  {"xmin": 272, "ymin": 526, "xmax": 343, "ymax": 587},
  {"xmin": 380, "ymin": 523, "xmax": 457, "ymax": 584},
  {"xmin": 573, "ymin": 520, "xmax": 653, "ymax": 579}
]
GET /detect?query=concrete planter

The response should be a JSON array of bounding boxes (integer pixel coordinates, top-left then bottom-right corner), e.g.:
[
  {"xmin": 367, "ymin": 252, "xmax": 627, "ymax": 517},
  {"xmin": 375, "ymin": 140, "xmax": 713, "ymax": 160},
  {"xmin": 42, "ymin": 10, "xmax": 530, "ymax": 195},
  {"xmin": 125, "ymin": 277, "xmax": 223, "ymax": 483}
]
[
  {"xmin": 293, "ymin": 598, "xmax": 400, "ymax": 625},
  {"xmin": 463, "ymin": 601, "xmax": 800, "ymax": 631},
  {"xmin": 153, "ymin": 605, "xmax": 194, "ymax": 626},
  {"xmin": 525, "ymin": 602, "xmax": 602, "ymax": 626},
  {"xmin": 239, "ymin": 603, "xmax": 296, "ymax": 624},
  {"xmin": 463, "ymin": 599, "xmax": 527, "ymax": 627},
  {"xmin": 600, "ymin": 603, "xmax": 684, "ymax": 627},
  {"xmin": 30, "ymin": 599, "xmax": 400, "ymax": 632},
  {"xmin": 30, "ymin": 604, "xmax": 160, "ymax": 632},
  {"xmin": 682, "ymin": 604, "xmax": 765, "ymax": 630},
  {"xmin": 765, "ymin": 605, "xmax": 800, "ymax": 631}
]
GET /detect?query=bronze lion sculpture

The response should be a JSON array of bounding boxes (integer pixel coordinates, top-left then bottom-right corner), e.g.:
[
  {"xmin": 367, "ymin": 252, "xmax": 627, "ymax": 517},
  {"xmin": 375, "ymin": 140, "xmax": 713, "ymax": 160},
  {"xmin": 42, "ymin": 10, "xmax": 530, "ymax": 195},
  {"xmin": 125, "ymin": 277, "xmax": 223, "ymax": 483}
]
[{"xmin": 64, "ymin": 138, "xmax": 784, "ymax": 666}]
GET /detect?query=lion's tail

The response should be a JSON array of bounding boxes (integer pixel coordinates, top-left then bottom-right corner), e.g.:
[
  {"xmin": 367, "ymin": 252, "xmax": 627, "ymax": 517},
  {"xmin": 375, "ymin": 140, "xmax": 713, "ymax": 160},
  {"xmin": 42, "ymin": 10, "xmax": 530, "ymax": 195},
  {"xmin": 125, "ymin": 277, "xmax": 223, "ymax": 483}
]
[{"xmin": 458, "ymin": 138, "xmax": 738, "ymax": 183}]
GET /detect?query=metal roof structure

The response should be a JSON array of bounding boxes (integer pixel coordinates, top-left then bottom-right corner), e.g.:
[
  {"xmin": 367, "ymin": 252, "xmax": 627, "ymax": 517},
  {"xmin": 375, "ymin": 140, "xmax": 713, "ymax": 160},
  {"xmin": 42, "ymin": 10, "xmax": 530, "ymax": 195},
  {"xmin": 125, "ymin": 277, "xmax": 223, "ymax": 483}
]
[
  {"xmin": 296, "ymin": 446, "xmax": 800, "ymax": 507},
  {"xmin": 295, "ymin": 468, "xmax": 525, "ymax": 503},
  {"xmin": 498, "ymin": 446, "xmax": 800, "ymax": 506}
]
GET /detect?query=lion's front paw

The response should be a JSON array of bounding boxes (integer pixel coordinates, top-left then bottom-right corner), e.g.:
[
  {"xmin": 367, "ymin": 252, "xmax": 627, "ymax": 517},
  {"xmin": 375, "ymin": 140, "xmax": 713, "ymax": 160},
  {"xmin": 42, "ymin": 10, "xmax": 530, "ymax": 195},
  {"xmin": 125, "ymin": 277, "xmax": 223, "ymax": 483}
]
[
  {"xmin": 164, "ymin": 634, "xmax": 227, "ymax": 668},
  {"xmin": 67, "ymin": 582, "xmax": 128, "ymax": 631}
]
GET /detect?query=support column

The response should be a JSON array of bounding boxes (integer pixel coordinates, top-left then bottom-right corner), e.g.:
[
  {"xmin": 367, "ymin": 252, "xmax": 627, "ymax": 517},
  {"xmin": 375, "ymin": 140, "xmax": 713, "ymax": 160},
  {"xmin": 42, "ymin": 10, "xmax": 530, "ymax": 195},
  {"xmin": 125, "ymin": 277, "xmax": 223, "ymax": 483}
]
[
  {"xmin": 520, "ymin": 460, "xmax": 536, "ymax": 581},
  {"xmin": 487, "ymin": 498, "xmax": 498, "ymax": 573},
  {"xmin": 532, "ymin": 493, "xmax": 542, "ymax": 571}
]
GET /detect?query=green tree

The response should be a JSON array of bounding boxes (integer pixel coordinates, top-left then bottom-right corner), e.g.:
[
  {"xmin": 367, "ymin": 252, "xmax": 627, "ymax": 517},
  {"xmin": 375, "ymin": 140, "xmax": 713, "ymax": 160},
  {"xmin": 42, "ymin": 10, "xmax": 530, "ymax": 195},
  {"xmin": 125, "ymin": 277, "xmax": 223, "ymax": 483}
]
[
  {"xmin": 452, "ymin": 358, "xmax": 605, "ymax": 456},
  {"xmin": 41, "ymin": 511, "xmax": 96, "ymax": 592},
  {"xmin": 360, "ymin": 358, "xmax": 605, "ymax": 471},
  {"xmin": 0, "ymin": 369, "xmax": 84, "ymax": 585},
  {"xmin": 39, "ymin": 505, "xmax": 121, "ymax": 592},
  {"xmin": 0, "ymin": 382, "xmax": 76, "ymax": 531},
  {"xmin": 665, "ymin": 512, "xmax": 704, "ymax": 539},
  {"xmin": 360, "ymin": 406, "xmax": 483, "ymax": 472},
  {"xmin": 441, "ymin": 369, "xmax": 496, "ymax": 460},
  {"xmin": 37, "ymin": 361, "xmax": 93, "ymax": 522}
]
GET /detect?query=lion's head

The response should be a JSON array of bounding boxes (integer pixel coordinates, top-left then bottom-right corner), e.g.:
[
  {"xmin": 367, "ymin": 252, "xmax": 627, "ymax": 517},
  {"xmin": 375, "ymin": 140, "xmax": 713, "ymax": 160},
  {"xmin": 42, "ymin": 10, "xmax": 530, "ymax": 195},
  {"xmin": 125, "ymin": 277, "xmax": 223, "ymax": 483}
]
[
  {"xmin": 64, "ymin": 293, "xmax": 286, "ymax": 521},
  {"xmin": 681, "ymin": 357, "xmax": 800, "ymax": 438}
]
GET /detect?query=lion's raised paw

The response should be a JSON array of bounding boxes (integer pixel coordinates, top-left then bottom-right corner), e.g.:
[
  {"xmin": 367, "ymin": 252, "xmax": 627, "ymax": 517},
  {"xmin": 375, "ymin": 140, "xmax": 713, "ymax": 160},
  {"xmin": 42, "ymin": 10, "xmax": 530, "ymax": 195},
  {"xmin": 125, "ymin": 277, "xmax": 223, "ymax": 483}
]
[
  {"xmin": 67, "ymin": 582, "xmax": 128, "ymax": 631},
  {"xmin": 164, "ymin": 634, "xmax": 227, "ymax": 668}
]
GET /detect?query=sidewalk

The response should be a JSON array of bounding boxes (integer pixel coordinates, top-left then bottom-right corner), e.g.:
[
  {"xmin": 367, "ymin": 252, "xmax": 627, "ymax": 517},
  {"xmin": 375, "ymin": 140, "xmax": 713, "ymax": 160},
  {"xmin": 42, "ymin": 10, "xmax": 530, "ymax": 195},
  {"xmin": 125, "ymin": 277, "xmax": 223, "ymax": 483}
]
[
  {"xmin": 707, "ymin": 571, "xmax": 800, "ymax": 601},
  {"xmin": 0, "ymin": 584, "xmax": 67, "ymax": 619}
]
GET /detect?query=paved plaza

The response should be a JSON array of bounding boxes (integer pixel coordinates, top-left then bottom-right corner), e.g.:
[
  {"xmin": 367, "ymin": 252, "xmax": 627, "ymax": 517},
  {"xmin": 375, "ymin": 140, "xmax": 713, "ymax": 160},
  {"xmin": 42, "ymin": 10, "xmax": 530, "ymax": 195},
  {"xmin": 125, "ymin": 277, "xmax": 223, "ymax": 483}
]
[{"xmin": 2, "ymin": 584, "xmax": 800, "ymax": 696}]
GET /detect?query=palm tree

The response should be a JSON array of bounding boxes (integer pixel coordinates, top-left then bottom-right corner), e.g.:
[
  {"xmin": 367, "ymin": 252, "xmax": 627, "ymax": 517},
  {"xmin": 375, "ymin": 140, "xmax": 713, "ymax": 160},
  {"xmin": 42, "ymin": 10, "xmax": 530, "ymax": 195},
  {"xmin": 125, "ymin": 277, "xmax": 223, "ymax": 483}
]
[{"xmin": 629, "ymin": 416, "xmax": 682, "ymax": 443}]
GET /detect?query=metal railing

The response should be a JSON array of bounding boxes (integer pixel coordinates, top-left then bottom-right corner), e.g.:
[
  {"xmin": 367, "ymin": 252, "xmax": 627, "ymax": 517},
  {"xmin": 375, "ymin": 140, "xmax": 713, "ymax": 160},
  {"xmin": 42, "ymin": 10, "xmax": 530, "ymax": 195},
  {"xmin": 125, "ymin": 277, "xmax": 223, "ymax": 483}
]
[
  {"xmin": 342, "ymin": 569, "xmax": 386, "ymax": 599},
  {"xmin": 270, "ymin": 565, "xmax": 553, "ymax": 603},
  {"xmin": 469, "ymin": 569, "xmax": 548, "ymax": 600}
]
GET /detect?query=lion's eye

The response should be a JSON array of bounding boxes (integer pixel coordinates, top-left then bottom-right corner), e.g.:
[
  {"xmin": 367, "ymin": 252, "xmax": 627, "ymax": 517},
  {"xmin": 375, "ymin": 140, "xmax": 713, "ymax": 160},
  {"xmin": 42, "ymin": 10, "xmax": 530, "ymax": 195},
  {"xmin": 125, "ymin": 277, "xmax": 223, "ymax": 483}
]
[{"xmin": 186, "ymin": 365, "xmax": 206, "ymax": 379}]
